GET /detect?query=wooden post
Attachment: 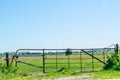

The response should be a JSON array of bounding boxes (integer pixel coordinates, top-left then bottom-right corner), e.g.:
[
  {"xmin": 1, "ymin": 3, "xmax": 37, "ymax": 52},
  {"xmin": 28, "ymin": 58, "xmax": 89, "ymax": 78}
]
[
  {"xmin": 115, "ymin": 44, "xmax": 119, "ymax": 54},
  {"xmin": 6, "ymin": 53, "xmax": 9, "ymax": 67}
]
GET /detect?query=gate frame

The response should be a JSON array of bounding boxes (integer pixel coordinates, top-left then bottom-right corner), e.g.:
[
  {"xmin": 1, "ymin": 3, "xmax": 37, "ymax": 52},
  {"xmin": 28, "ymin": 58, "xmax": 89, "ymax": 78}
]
[{"xmin": 14, "ymin": 44, "xmax": 119, "ymax": 73}]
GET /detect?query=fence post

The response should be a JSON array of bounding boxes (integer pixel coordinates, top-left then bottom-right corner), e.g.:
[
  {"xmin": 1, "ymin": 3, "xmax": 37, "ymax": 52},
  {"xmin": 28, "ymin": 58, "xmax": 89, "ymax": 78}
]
[
  {"xmin": 68, "ymin": 55, "xmax": 70, "ymax": 68},
  {"xmin": 115, "ymin": 44, "xmax": 119, "ymax": 54},
  {"xmin": 56, "ymin": 50, "xmax": 58, "ymax": 71},
  {"xmin": 80, "ymin": 51, "xmax": 82, "ymax": 72},
  {"xmin": 6, "ymin": 53, "xmax": 9, "ymax": 67},
  {"xmin": 92, "ymin": 49, "xmax": 94, "ymax": 71},
  {"xmin": 43, "ymin": 49, "xmax": 45, "ymax": 73}
]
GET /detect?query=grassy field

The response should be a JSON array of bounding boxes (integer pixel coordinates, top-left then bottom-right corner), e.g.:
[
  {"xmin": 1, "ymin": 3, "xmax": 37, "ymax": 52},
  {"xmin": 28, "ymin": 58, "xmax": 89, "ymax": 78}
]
[
  {"xmin": 17, "ymin": 53, "xmax": 105, "ymax": 73},
  {"xmin": 1, "ymin": 52, "xmax": 120, "ymax": 80}
]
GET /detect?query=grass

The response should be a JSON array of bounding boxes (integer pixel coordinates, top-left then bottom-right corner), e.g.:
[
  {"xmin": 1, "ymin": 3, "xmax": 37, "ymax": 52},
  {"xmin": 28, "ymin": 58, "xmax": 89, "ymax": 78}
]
[
  {"xmin": 1, "ymin": 52, "xmax": 120, "ymax": 80},
  {"xmin": 17, "ymin": 54, "xmax": 104, "ymax": 73},
  {"xmin": 91, "ymin": 69, "xmax": 120, "ymax": 79}
]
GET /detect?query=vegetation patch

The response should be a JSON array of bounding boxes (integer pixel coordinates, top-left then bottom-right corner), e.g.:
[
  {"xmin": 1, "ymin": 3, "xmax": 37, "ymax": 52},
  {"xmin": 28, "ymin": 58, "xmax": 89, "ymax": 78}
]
[
  {"xmin": 104, "ymin": 53, "xmax": 120, "ymax": 70},
  {"xmin": 0, "ymin": 49, "xmax": 120, "ymax": 80},
  {"xmin": 91, "ymin": 69, "xmax": 120, "ymax": 79}
]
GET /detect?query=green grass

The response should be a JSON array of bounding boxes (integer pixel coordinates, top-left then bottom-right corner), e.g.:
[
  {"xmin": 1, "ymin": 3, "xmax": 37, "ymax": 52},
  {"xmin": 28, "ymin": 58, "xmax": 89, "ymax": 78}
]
[
  {"xmin": 91, "ymin": 69, "xmax": 120, "ymax": 79},
  {"xmin": 1, "ymin": 53, "xmax": 120, "ymax": 80},
  {"xmin": 16, "ymin": 54, "xmax": 105, "ymax": 73}
]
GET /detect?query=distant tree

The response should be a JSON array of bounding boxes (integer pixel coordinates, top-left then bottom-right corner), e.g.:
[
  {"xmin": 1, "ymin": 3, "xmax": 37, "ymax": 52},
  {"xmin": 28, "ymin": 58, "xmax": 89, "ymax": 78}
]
[{"xmin": 65, "ymin": 48, "xmax": 73, "ymax": 56}]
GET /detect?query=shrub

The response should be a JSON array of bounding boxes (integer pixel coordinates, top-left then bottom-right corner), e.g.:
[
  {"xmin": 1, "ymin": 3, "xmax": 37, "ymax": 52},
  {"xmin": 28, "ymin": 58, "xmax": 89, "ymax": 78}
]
[{"xmin": 104, "ymin": 53, "xmax": 120, "ymax": 70}]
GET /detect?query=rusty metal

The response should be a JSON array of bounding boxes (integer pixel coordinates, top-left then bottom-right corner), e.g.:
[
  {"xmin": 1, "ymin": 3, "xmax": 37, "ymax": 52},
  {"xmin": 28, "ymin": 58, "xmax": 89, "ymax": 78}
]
[
  {"xmin": 80, "ymin": 51, "xmax": 82, "ymax": 72},
  {"xmin": 17, "ymin": 61, "xmax": 43, "ymax": 68},
  {"xmin": 92, "ymin": 49, "xmax": 94, "ymax": 71},
  {"xmin": 43, "ymin": 49, "xmax": 45, "ymax": 73},
  {"xmin": 81, "ymin": 50, "xmax": 106, "ymax": 64},
  {"xmin": 15, "ymin": 44, "xmax": 117, "ymax": 73}
]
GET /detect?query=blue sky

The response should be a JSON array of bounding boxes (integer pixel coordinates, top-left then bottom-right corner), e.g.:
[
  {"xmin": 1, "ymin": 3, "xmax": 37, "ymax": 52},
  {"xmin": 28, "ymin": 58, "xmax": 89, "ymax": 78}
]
[{"xmin": 0, "ymin": 0, "xmax": 120, "ymax": 52}]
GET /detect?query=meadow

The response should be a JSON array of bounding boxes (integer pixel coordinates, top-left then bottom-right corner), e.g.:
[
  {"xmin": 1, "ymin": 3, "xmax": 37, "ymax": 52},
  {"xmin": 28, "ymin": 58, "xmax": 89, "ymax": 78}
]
[{"xmin": 0, "ymin": 51, "xmax": 120, "ymax": 80}]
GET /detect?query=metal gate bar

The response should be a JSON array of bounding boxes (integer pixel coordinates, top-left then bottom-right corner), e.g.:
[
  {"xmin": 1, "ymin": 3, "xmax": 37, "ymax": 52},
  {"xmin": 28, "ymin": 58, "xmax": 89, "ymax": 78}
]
[{"xmin": 14, "ymin": 44, "xmax": 118, "ymax": 73}]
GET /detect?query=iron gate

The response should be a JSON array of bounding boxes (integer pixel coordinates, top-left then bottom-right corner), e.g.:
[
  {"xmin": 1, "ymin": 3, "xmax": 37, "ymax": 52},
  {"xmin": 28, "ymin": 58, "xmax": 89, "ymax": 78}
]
[{"xmin": 13, "ymin": 44, "xmax": 118, "ymax": 73}]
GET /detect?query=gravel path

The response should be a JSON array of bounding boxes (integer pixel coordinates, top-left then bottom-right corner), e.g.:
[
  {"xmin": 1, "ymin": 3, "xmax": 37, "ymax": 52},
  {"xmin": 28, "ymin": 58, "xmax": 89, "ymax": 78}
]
[
  {"xmin": 41, "ymin": 74, "xmax": 120, "ymax": 80},
  {"xmin": 42, "ymin": 74, "xmax": 99, "ymax": 80}
]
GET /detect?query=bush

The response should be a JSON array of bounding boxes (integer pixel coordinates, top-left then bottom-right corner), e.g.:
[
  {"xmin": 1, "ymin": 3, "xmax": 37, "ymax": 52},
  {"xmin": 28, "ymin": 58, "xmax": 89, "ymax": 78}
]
[{"xmin": 104, "ymin": 53, "xmax": 120, "ymax": 70}]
